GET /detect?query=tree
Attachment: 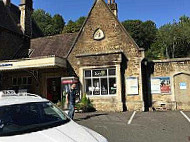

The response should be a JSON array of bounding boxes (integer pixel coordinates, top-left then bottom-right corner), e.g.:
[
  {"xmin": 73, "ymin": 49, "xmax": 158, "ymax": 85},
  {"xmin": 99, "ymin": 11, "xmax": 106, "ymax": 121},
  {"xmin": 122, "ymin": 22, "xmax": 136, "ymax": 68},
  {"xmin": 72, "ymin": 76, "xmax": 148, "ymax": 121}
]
[
  {"xmin": 63, "ymin": 16, "xmax": 86, "ymax": 33},
  {"xmin": 147, "ymin": 15, "xmax": 190, "ymax": 60},
  {"xmin": 122, "ymin": 20, "xmax": 157, "ymax": 51},
  {"xmin": 52, "ymin": 14, "xmax": 65, "ymax": 35},
  {"xmin": 32, "ymin": 9, "xmax": 65, "ymax": 36}
]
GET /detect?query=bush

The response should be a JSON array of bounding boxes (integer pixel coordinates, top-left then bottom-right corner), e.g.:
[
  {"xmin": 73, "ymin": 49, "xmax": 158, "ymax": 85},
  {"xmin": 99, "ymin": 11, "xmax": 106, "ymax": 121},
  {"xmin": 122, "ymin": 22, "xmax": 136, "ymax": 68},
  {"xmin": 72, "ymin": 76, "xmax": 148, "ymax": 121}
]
[{"xmin": 75, "ymin": 94, "xmax": 96, "ymax": 112}]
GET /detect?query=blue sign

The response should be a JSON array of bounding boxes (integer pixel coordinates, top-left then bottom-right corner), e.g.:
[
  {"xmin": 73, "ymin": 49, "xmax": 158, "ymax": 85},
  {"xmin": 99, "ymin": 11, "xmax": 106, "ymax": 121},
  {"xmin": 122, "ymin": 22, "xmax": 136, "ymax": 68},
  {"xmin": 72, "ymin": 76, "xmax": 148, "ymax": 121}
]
[
  {"xmin": 180, "ymin": 82, "xmax": 187, "ymax": 90},
  {"xmin": 0, "ymin": 64, "xmax": 13, "ymax": 67}
]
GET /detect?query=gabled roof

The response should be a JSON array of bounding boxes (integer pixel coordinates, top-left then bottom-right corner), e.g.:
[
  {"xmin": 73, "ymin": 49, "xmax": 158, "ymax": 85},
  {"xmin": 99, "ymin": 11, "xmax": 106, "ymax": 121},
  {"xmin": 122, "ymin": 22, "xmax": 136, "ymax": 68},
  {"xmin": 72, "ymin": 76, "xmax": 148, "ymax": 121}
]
[
  {"xmin": 30, "ymin": 33, "xmax": 77, "ymax": 58},
  {"xmin": 67, "ymin": 0, "xmax": 143, "ymax": 59}
]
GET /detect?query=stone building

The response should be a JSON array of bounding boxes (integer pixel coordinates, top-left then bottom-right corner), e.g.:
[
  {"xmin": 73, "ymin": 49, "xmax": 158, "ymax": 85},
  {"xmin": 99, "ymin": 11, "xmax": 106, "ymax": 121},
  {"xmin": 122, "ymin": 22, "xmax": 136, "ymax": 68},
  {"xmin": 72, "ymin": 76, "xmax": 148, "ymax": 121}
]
[
  {"xmin": 0, "ymin": 0, "xmax": 42, "ymax": 60},
  {"xmin": 0, "ymin": 0, "xmax": 190, "ymax": 111}
]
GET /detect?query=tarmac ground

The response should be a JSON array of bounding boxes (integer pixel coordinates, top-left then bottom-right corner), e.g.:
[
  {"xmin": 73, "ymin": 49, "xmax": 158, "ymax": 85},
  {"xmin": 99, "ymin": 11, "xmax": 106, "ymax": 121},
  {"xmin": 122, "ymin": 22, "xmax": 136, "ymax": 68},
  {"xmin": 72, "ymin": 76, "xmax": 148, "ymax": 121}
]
[{"xmin": 75, "ymin": 111, "xmax": 190, "ymax": 142}]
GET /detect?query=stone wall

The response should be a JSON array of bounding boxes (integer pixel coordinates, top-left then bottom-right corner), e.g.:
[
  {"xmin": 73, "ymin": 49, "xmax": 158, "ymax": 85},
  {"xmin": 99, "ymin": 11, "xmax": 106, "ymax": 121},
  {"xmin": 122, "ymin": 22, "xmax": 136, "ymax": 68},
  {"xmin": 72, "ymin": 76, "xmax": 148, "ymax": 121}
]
[{"xmin": 150, "ymin": 58, "xmax": 190, "ymax": 110}]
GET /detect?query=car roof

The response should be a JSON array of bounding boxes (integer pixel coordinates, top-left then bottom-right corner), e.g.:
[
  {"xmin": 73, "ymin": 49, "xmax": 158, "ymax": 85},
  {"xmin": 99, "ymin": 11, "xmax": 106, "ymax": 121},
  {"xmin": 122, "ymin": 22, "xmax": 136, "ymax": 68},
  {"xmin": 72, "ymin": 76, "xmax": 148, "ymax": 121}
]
[{"xmin": 0, "ymin": 91, "xmax": 49, "ymax": 107}]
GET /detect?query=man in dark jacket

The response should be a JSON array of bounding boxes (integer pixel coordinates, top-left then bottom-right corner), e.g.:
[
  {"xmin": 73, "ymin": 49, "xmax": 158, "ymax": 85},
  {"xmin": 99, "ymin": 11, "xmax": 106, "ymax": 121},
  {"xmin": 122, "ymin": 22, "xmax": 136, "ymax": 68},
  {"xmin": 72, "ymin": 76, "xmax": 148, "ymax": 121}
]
[{"xmin": 67, "ymin": 84, "xmax": 77, "ymax": 119}]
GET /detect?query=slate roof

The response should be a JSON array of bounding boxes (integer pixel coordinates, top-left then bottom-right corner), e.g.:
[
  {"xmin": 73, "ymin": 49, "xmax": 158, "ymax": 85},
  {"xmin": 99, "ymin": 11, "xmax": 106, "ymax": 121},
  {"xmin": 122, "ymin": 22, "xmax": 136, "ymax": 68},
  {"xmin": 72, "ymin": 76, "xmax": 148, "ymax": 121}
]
[
  {"xmin": 0, "ymin": 1, "xmax": 43, "ymax": 38},
  {"xmin": 0, "ymin": 1, "xmax": 22, "ymax": 34},
  {"xmin": 30, "ymin": 33, "xmax": 78, "ymax": 58}
]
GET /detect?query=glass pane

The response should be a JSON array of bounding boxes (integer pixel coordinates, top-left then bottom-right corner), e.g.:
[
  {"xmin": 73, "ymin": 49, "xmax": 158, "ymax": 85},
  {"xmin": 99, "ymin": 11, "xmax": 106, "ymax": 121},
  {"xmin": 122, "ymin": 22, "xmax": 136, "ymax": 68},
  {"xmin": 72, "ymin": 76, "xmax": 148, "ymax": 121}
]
[
  {"xmin": 92, "ymin": 69, "xmax": 107, "ymax": 77},
  {"xmin": 101, "ymin": 78, "xmax": 108, "ymax": 95},
  {"xmin": 13, "ymin": 78, "xmax": 17, "ymax": 85},
  {"xmin": 18, "ymin": 78, "xmax": 22, "ymax": 85},
  {"xmin": 28, "ymin": 77, "xmax": 32, "ymax": 85},
  {"xmin": 109, "ymin": 78, "xmax": 117, "ymax": 94},
  {"xmin": 93, "ymin": 78, "xmax": 100, "ymax": 95},
  {"xmin": 85, "ymin": 79, "xmax": 92, "ymax": 95},
  {"xmin": 85, "ymin": 70, "xmax": 91, "ymax": 77},
  {"xmin": 109, "ymin": 69, "xmax": 116, "ymax": 76},
  {"xmin": 23, "ymin": 77, "xmax": 27, "ymax": 85}
]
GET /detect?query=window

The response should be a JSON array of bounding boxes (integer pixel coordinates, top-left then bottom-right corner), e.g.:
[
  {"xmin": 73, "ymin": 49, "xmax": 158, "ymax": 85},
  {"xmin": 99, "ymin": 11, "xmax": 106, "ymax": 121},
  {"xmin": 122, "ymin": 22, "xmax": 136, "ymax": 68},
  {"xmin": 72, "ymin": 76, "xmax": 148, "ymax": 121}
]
[
  {"xmin": 12, "ymin": 76, "xmax": 32, "ymax": 86},
  {"xmin": 84, "ymin": 68, "xmax": 117, "ymax": 96}
]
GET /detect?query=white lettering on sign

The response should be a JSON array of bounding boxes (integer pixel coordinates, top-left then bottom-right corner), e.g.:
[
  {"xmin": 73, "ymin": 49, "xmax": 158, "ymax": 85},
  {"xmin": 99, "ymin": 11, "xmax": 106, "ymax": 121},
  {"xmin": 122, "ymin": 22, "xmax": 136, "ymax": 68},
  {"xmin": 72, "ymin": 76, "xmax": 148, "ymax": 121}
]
[{"xmin": 0, "ymin": 64, "xmax": 13, "ymax": 67}]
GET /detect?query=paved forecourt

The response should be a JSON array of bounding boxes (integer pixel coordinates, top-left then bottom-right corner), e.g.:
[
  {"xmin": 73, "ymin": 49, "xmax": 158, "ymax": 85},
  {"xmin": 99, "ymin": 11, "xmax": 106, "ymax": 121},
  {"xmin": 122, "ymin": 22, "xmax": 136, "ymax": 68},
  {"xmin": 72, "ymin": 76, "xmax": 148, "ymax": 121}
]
[{"xmin": 75, "ymin": 111, "xmax": 190, "ymax": 142}]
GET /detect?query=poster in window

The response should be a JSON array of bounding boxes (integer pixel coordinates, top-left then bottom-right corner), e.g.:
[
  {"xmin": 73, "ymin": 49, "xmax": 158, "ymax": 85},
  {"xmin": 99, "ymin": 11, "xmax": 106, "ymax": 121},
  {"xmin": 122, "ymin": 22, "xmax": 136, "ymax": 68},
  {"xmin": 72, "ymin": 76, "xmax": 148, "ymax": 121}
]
[
  {"xmin": 151, "ymin": 77, "xmax": 171, "ymax": 94},
  {"xmin": 126, "ymin": 77, "xmax": 138, "ymax": 95}
]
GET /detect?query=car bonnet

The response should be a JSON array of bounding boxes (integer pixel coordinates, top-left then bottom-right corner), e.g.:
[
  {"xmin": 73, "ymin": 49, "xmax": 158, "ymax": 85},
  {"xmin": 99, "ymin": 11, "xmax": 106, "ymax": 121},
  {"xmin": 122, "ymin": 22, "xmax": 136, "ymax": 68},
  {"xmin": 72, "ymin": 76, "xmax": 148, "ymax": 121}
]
[{"xmin": 0, "ymin": 120, "xmax": 105, "ymax": 142}]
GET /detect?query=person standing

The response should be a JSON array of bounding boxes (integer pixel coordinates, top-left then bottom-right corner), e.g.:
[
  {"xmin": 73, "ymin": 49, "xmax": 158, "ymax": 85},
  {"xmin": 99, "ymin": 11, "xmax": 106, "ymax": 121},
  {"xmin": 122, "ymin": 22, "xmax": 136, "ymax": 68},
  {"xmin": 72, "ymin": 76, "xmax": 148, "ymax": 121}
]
[{"xmin": 67, "ymin": 83, "xmax": 77, "ymax": 119}]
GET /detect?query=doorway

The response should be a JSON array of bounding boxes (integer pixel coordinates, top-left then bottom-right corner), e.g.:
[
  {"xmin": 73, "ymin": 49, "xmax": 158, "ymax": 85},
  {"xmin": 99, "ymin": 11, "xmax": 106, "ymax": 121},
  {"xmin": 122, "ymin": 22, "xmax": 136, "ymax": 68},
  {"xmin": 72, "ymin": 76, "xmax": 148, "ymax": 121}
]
[{"xmin": 47, "ymin": 77, "xmax": 61, "ymax": 103}]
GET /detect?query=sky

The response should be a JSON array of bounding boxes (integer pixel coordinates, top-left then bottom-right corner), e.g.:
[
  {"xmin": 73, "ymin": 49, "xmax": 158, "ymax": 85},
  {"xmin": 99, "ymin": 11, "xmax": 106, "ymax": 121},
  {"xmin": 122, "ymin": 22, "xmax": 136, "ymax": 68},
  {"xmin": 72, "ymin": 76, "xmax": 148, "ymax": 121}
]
[{"xmin": 12, "ymin": 0, "xmax": 190, "ymax": 28}]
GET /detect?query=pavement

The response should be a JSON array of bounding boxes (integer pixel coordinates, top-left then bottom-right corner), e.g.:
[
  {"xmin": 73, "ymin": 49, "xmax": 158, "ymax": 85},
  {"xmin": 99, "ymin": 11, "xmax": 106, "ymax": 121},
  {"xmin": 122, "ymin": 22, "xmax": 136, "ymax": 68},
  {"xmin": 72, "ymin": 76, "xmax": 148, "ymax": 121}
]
[{"xmin": 74, "ymin": 111, "xmax": 190, "ymax": 142}]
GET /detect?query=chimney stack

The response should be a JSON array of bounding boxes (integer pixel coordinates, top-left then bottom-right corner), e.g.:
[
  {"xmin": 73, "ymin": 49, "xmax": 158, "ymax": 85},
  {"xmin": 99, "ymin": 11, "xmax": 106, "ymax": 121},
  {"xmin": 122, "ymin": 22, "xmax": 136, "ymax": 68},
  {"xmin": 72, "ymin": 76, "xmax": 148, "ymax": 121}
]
[
  {"xmin": 107, "ymin": 0, "xmax": 118, "ymax": 17},
  {"xmin": 3, "ymin": 0, "xmax": 11, "ymax": 7},
  {"xmin": 19, "ymin": 0, "xmax": 33, "ymax": 37}
]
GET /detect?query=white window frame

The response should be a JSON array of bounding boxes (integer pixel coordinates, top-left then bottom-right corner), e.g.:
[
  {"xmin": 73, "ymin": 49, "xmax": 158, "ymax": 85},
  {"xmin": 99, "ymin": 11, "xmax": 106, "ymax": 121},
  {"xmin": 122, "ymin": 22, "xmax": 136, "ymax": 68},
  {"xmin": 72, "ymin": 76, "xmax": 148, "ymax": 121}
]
[{"xmin": 84, "ymin": 68, "xmax": 117, "ymax": 96}]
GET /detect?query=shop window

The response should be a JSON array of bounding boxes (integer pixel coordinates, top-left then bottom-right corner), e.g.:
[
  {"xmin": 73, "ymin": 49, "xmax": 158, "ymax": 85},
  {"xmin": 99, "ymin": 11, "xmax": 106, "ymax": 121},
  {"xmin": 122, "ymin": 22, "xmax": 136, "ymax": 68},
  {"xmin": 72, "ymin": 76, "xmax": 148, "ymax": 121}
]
[
  {"xmin": 85, "ymin": 79, "xmax": 92, "ymax": 95},
  {"xmin": 109, "ymin": 78, "xmax": 116, "ymax": 94},
  {"xmin": 84, "ymin": 68, "xmax": 116, "ymax": 96}
]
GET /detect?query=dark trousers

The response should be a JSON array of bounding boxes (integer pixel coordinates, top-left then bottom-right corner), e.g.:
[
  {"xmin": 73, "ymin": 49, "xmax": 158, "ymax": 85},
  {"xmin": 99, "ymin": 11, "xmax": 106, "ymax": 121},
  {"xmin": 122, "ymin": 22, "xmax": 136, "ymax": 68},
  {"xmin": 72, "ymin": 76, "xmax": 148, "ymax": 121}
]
[{"xmin": 68, "ymin": 103, "xmax": 75, "ymax": 119}]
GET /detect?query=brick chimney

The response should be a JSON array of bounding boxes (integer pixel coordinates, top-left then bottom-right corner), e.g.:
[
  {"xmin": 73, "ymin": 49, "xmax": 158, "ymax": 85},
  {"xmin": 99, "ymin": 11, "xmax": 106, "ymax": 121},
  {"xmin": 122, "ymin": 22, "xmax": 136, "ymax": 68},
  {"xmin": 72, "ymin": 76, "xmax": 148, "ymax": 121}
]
[
  {"xmin": 107, "ymin": 0, "xmax": 118, "ymax": 17},
  {"xmin": 19, "ymin": 0, "xmax": 33, "ymax": 37},
  {"xmin": 3, "ymin": 0, "xmax": 11, "ymax": 7}
]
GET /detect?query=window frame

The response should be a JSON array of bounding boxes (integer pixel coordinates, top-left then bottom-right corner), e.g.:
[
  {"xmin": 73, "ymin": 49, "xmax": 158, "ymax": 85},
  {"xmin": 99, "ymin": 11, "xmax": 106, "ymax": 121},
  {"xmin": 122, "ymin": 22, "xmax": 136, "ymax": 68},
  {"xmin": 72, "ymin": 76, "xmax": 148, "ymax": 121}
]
[{"xmin": 84, "ymin": 68, "xmax": 117, "ymax": 96}]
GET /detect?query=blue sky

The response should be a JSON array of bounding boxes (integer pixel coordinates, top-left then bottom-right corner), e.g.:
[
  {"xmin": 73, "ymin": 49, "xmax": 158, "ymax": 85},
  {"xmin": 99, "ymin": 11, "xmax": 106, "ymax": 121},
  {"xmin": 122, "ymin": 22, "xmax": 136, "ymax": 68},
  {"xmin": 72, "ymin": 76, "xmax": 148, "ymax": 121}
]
[{"xmin": 12, "ymin": 0, "xmax": 190, "ymax": 27}]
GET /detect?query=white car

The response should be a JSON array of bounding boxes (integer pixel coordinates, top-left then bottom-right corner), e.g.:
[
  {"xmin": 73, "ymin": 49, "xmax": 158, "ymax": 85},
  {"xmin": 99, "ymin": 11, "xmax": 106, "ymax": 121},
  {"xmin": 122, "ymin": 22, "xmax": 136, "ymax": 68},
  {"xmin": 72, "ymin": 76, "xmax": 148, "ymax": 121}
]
[{"xmin": 0, "ymin": 90, "xmax": 108, "ymax": 142}]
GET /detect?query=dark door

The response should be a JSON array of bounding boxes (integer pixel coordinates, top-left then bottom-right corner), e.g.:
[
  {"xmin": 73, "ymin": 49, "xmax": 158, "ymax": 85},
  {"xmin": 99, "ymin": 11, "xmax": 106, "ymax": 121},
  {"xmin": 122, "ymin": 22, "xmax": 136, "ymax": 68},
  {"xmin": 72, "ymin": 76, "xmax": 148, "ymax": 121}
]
[{"xmin": 47, "ymin": 78, "xmax": 61, "ymax": 103}]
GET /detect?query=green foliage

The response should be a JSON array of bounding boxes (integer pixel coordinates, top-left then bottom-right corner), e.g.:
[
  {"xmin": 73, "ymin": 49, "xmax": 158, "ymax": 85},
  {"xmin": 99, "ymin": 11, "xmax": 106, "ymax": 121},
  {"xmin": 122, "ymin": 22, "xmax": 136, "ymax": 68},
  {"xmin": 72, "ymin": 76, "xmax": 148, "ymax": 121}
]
[
  {"xmin": 63, "ymin": 16, "xmax": 86, "ymax": 33},
  {"xmin": 75, "ymin": 94, "xmax": 96, "ymax": 112},
  {"xmin": 122, "ymin": 20, "xmax": 157, "ymax": 51},
  {"xmin": 32, "ymin": 9, "xmax": 65, "ymax": 36},
  {"xmin": 147, "ymin": 15, "xmax": 190, "ymax": 60}
]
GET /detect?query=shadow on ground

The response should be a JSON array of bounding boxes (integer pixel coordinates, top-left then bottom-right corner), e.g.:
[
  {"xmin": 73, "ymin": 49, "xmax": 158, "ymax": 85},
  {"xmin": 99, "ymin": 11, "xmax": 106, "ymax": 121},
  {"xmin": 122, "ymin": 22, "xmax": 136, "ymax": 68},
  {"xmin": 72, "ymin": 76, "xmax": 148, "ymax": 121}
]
[{"xmin": 74, "ymin": 112, "xmax": 108, "ymax": 121}]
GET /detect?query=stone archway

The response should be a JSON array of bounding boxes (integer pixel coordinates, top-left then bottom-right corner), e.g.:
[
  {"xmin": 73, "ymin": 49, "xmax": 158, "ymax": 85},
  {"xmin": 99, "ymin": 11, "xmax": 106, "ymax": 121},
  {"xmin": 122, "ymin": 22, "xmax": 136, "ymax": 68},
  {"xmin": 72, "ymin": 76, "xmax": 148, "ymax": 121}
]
[{"xmin": 174, "ymin": 73, "xmax": 190, "ymax": 110}]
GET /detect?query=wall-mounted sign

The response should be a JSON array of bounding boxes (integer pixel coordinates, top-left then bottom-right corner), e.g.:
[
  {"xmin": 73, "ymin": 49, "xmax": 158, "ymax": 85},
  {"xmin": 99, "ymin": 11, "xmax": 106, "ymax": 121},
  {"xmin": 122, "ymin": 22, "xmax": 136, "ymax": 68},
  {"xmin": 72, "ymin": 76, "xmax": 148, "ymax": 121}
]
[
  {"xmin": 126, "ymin": 77, "xmax": 138, "ymax": 95},
  {"xmin": 92, "ymin": 70, "xmax": 107, "ymax": 77},
  {"xmin": 93, "ymin": 29, "xmax": 105, "ymax": 40},
  {"xmin": 151, "ymin": 78, "xmax": 161, "ymax": 94},
  {"xmin": 151, "ymin": 77, "xmax": 171, "ymax": 94},
  {"xmin": 180, "ymin": 82, "xmax": 187, "ymax": 90}
]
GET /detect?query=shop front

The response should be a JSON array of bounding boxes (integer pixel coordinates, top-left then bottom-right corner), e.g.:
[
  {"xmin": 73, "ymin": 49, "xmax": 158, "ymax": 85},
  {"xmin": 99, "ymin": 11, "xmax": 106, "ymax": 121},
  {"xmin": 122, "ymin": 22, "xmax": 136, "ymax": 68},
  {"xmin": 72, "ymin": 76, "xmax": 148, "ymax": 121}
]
[{"xmin": 0, "ymin": 56, "xmax": 68, "ymax": 103}]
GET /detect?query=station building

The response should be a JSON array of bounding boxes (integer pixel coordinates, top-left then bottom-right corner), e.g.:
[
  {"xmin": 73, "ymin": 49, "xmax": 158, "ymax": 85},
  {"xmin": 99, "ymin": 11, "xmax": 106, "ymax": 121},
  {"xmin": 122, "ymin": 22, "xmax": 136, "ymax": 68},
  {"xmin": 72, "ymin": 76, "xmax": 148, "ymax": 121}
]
[{"xmin": 0, "ymin": 0, "xmax": 190, "ymax": 111}]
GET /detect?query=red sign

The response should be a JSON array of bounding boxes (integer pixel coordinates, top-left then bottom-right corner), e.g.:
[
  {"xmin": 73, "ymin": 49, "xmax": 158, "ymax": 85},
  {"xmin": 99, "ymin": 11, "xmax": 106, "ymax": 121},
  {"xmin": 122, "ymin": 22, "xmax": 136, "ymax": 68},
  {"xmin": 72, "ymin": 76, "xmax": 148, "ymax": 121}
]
[
  {"xmin": 62, "ymin": 80, "xmax": 78, "ymax": 84},
  {"xmin": 161, "ymin": 85, "xmax": 171, "ymax": 93}
]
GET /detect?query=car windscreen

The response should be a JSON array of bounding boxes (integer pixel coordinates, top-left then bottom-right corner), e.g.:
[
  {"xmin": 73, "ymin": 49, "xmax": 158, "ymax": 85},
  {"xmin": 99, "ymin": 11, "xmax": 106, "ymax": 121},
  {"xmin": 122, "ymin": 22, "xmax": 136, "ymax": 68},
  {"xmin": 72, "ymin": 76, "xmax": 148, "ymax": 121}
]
[{"xmin": 0, "ymin": 102, "xmax": 70, "ymax": 136}]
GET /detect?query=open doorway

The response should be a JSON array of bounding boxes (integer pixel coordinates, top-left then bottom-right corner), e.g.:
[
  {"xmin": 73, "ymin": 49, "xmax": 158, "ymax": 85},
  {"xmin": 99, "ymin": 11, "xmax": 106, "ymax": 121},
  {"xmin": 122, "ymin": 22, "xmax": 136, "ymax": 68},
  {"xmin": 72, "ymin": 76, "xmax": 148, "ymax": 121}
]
[{"xmin": 47, "ymin": 77, "xmax": 61, "ymax": 103}]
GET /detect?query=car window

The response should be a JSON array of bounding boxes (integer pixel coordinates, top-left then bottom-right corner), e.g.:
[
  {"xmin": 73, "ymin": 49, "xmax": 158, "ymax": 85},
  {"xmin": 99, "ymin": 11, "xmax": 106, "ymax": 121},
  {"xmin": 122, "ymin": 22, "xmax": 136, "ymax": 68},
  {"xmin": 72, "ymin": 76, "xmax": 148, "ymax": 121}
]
[{"xmin": 0, "ymin": 102, "xmax": 70, "ymax": 136}]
